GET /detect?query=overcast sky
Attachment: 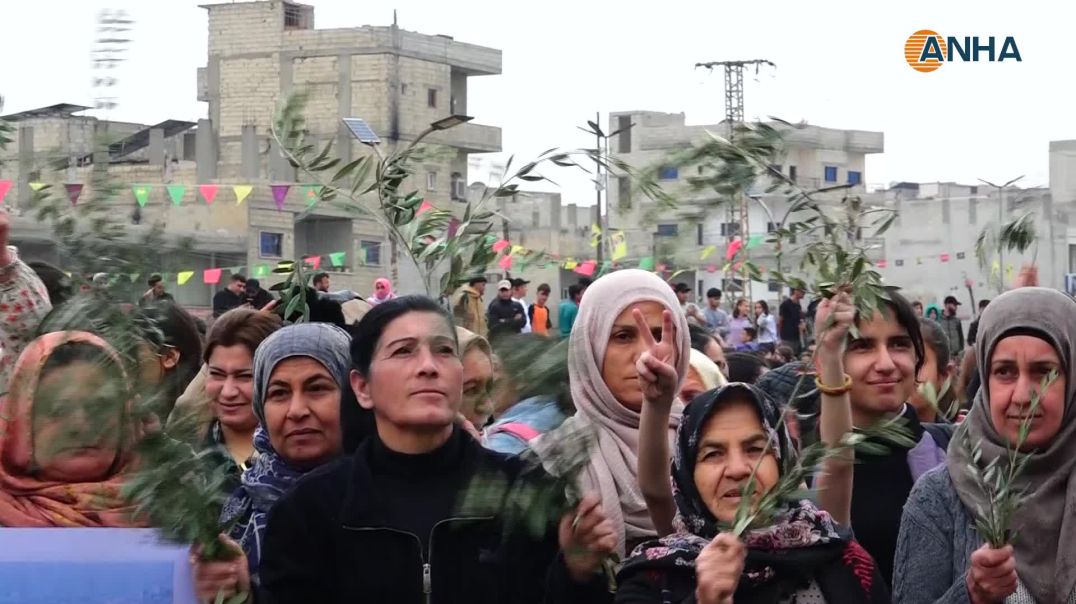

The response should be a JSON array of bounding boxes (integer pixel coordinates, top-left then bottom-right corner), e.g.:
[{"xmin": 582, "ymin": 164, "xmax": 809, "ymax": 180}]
[{"xmin": 1, "ymin": 0, "xmax": 1070, "ymax": 201}]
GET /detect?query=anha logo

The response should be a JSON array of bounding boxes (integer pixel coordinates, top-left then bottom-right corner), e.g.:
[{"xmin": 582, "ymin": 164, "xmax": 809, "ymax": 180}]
[{"xmin": 905, "ymin": 30, "xmax": 1022, "ymax": 72}]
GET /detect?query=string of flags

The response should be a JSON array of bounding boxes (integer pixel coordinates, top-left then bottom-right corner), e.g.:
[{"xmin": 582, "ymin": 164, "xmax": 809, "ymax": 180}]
[
  {"xmin": 0, "ymin": 180, "xmax": 325, "ymax": 210},
  {"xmin": 83, "ymin": 250, "xmax": 352, "ymax": 288}
]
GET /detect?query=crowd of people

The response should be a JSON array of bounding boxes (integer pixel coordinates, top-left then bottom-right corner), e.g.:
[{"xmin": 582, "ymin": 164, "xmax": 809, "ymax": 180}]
[{"xmin": 0, "ymin": 206, "xmax": 1072, "ymax": 604}]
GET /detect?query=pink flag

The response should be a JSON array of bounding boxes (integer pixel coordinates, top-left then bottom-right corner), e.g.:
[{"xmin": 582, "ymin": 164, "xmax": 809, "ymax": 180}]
[
  {"xmin": 877, "ymin": 260, "xmax": 888, "ymax": 268},
  {"xmin": 706, "ymin": 264, "xmax": 717, "ymax": 273},
  {"xmin": 271, "ymin": 184, "xmax": 291, "ymax": 210},
  {"xmin": 498, "ymin": 255, "xmax": 514, "ymax": 270},
  {"xmin": 574, "ymin": 260, "xmax": 597, "ymax": 277},
  {"xmin": 726, "ymin": 239, "xmax": 743, "ymax": 260},
  {"xmin": 203, "ymin": 268, "xmax": 223, "ymax": 285},
  {"xmin": 304, "ymin": 255, "xmax": 322, "ymax": 269},
  {"xmin": 199, "ymin": 184, "xmax": 219, "ymax": 205},
  {"xmin": 0, "ymin": 180, "xmax": 11, "ymax": 204},
  {"xmin": 417, "ymin": 201, "xmax": 434, "ymax": 215},
  {"xmin": 939, "ymin": 253, "xmax": 950, "ymax": 263},
  {"xmin": 65, "ymin": 184, "xmax": 84, "ymax": 206},
  {"xmin": 492, "ymin": 239, "xmax": 510, "ymax": 253}
]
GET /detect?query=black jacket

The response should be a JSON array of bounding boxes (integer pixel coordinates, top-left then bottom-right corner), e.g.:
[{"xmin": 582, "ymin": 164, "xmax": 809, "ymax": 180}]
[
  {"xmin": 258, "ymin": 427, "xmax": 610, "ymax": 604},
  {"xmin": 487, "ymin": 298, "xmax": 526, "ymax": 338},
  {"xmin": 213, "ymin": 288, "xmax": 245, "ymax": 317}
]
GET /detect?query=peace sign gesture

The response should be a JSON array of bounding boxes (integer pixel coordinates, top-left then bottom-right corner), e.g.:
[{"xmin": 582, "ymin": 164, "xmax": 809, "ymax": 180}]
[{"xmin": 632, "ymin": 307, "xmax": 680, "ymax": 411}]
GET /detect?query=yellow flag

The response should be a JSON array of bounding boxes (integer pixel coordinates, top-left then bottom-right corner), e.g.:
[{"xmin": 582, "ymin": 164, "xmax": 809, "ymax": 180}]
[
  {"xmin": 612, "ymin": 241, "xmax": 628, "ymax": 261},
  {"xmin": 233, "ymin": 185, "xmax": 253, "ymax": 205},
  {"xmin": 29, "ymin": 182, "xmax": 47, "ymax": 191},
  {"xmin": 590, "ymin": 224, "xmax": 602, "ymax": 247},
  {"xmin": 511, "ymin": 245, "xmax": 525, "ymax": 255},
  {"xmin": 177, "ymin": 271, "xmax": 194, "ymax": 285},
  {"xmin": 565, "ymin": 261, "xmax": 578, "ymax": 270},
  {"xmin": 701, "ymin": 245, "xmax": 716, "ymax": 260},
  {"xmin": 991, "ymin": 259, "xmax": 1001, "ymax": 277}
]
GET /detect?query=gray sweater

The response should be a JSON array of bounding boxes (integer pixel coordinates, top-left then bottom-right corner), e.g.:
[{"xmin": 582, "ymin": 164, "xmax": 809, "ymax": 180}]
[{"xmin": 894, "ymin": 466, "xmax": 1068, "ymax": 604}]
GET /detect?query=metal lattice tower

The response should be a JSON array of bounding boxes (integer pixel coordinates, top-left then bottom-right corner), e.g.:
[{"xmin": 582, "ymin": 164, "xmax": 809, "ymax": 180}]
[{"xmin": 695, "ymin": 59, "xmax": 774, "ymax": 299}]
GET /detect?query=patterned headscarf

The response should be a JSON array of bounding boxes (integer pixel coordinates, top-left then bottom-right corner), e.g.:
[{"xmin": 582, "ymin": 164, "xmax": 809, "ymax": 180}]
[
  {"xmin": 619, "ymin": 383, "xmax": 855, "ymax": 602},
  {"xmin": 220, "ymin": 322, "xmax": 352, "ymax": 574}
]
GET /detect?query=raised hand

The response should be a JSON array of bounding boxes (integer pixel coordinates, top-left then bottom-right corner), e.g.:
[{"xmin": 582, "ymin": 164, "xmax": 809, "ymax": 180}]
[
  {"xmin": 695, "ymin": 533, "xmax": 746, "ymax": 604},
  {"xmin": 814, "ymin": 290, "xmax": 855, "ymax": 355},
  {"xmin": 557, "ymin": 493, "xmax": 617, "ymax": 583},
  {"xmin": 632, "ymin": 307, "xmax": 679, "ymax": 410}
]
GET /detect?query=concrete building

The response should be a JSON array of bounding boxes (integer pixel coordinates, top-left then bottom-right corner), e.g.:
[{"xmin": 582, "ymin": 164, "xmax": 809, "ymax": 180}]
[
  {"xmin": 606, "ymin": 110, "xmax": 884, "ymax": 305},
  {"xmin": 2, "ymin": 0, "xmax": 502, "ymax": 311}
]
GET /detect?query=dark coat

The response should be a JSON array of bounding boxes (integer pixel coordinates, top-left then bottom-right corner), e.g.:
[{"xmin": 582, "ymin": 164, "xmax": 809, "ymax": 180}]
[
  {"xmin": 487, "ymin": 297, "xmax": 526, "ymax": 338},
  {"xmin": 257, "ymin": 428, "xmax": 610, "ymax": 604}
]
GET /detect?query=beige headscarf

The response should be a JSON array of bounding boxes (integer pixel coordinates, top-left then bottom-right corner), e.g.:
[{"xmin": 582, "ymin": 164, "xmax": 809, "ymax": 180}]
[
  {"xmin": 456, "ymin": 327, "xmax": 495, "ymax": 425},
  {"xmin": 947, "ymin": 287, "xmax": 1076, "ymax": 604},
  {"xmin": 541, "ymin": 269, "xmax": 691, "ymax": 557},
  {"xmin": 689, "ymin": 348, "xmax": 727, "ymax": 391}
]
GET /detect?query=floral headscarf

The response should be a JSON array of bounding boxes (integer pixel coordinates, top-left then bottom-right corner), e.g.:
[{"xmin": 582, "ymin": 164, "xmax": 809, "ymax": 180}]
[
  {"xmin": 618, "ymin": 383, "xmax": 861, "ymax": 603},
  {"xmin": 0, "ymin": 331, "xmax": 142, "ymax": 527}
]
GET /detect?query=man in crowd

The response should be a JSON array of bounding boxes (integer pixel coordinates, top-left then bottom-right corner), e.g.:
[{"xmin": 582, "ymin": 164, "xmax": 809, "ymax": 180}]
[
  {"xmin": 452, "ymin": 275, "xmax": 488, "ymax": 337},
  {"xmin": 939, "ymin": 294, "xmax": 965, "ymax": 356},
  {"xmin": 487, "ymin": 279, "xmax": 526, "ymax": 341},
  {"xmin": 703, "ymin": 287, "xmax": 730, "ymax": 342},
  {"xmin": 139, "ymin": 274, "xmax": 174, "ymax": 307},
  {"xmin": 528, "ymin": 283, "xmax": 553, "ymax": 336},
  {"xmin": 778, "ymin": 287, "xmax": 806, "ymax": 355},
  {"xmin": 673, "ymin": 282, "xmax": 706, "ymax": 326},
  {"xmin": 966, "ymin": 298, "xmax": 989, "ymax": 345},
  {"xmin": 511, "ymin": 278, "xmax": 532, "ymax": 334},
  {"xmin": 244, "ymin": 278, "xmax": 274, "ymax": 310},
  {"xmin": 559, "ymin": 283, "xmax": 584, "ymax": 338},
  {"xmin": 212, "ymin": 274, "xmax": 247, "ymax": 318},
  {"xmin": 912, "ymin": 300, "xmax": 924, "ymax": 318},
  {"xmin": 312, "ymin": 272, "xmax": 331, "ymax": 293}
]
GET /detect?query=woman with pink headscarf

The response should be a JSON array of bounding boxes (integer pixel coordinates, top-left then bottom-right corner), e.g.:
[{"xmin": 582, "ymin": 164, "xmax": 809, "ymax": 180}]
[{"xmin": 368, "ymin": 278, "xmax": 395, "ymax": 306}]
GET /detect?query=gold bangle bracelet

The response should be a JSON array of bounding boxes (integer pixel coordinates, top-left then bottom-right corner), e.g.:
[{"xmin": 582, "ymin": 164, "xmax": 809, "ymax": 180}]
[{"xmin": 815, "ymin": 373, "xmax": 853, "ymax": 396}]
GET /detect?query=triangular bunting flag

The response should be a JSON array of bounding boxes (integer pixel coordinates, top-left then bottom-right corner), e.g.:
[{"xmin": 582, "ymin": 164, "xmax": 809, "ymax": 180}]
[
  {"xmin": 940, "ymin": 253, "xmax": 950, "ymax": 263},
  {"xmin": 511, "ymin": 245, "xmax": 525, "ymax": 255},
  {"xmin": 271, "ymin": 184, "xmax": 290, "ymax": 210},
  {"xmin": 0, "ymin": 180, "xmax": 11, "ymax": 205},
  {"xmin": 166, "ymin": 184, "xmax": 186, "ymax": 206},
  {"xmin": 492, "ymin": 239, "xmax": 510, "ymax": 253},
  {"xmin": 706, "ymin": 264, "xmax": 717, "ymax": 273},
  {"xmin": 203, "ymin": 268, "xmax": 222, "ymax": 284},
  {"xmin": 233, "ymin": 185, "xmax": 253, "ymax": 206},
  {"xmin": 29, "ymin": 182, "xmax": 46, "ymax": 192},
  {"xmin": 254, "ymin": 264, "xmax": 270, "ymax": 277},
  {"xmin": 328, "ymin": 252, "xmax": 347, "ymax": 267},
  {"xmin": 304, "ymin": 256, "xmax": 322, "ymax": 269},
  {"xmin": 638, "ymin": 257, "xmax": 656, "ymax": 271},
  {"xmin": 612, "ymin": 241, "xmax": 628, "ymax": 261},
  {"xmin": 199, "ymin": 184, "xmax": 219, "ymax": 205},
  {"xmin": 597, "ymin": 261, "xmax": 613, "ymax": 277},
  {"xmin": 701, "ymin": 245, "xmax": 716, "ymax": 260},
  {"xmin": 877, "ymin": 260, "xmax": 888, "ymax": 269},
  {"xmin": 65, "ymin": 184, "xmax": 84, "ymax": 206},
  {"xmin": 417, "ymin": 201, "xmax": 434, "ymax": 215},
  {"xmin": 747, "ymin": 234, "xmax": 765, "ymax": 250},
  {"xmin": 132, "ymin": 185, "xmax": 150, "ymax": 208},
  {"xmin": 564, "ymin": 261, "xmax": 578, "ymax": 270},
  {"xmin": 129, "ymin": 273, "xmax": 141, "ymax": 283},
  {"xmin": 303, "ymin": 185, "xmax": 322, "ymax": 208},
  {"xmin": 574, "ymin": 260, "xmax": 597, "ymax": 277},
  {"xmin": 177, "ymin": 271, "xmax": 194, "ymax": 285},
  {"xmin": 726, "ymin": 239, "xmax": 743, "ymax": 260},
  {"xmin": 498, "ymin": 255, "xmax": 514, "ymax": 270}
]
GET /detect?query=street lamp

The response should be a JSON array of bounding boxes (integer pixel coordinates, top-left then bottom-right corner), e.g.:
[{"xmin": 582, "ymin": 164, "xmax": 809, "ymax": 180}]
[{"xmin": 978, "ymin": 175, "xmax": 1024, "ymax": 292}]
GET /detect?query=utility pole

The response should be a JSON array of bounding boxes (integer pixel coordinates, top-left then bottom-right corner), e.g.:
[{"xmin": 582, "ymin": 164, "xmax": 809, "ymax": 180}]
[
  {"xmin": 696, "ymin": 59, "xmax": 775, "ymax": 306},
  {"xmin": 595, "ymin": 112, "xmax": 605, "ymax": 265},
  {"xmin": 978, "ymin": 175, "xmax": 1024, "ymax": 292}
]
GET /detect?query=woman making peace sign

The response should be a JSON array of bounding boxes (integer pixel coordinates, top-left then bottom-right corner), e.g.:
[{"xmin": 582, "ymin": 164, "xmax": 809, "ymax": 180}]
[{"xmin": 535, "ymin": 269, "xmax": 691, "ymax": 558}]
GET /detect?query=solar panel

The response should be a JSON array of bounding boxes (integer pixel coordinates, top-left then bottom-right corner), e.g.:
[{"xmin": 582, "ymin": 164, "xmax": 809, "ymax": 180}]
[{"xmin": 343, "ymin": 118, "xmax": 380, "ymax": 144}]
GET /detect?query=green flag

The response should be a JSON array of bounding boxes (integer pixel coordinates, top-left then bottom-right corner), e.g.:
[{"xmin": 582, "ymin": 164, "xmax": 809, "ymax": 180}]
[
  {"xmin": 166, "ymin": 184, "xmax": 186, "ymax": 206},
  {"xmin": 255, "ymin": 264, "xmax": 269, "ymax": 277},
  {"xmin": 638, "ymin": 257, "xmax": 656, "ymax": 271},
  {"xmin": 133, "ymin": 185, "xmax": 150, "ymax": 208},
  {"xmin": 329, "ymin": 251, "xmax": 347, "ymax": 267},
  {"xmin": 746, "ymin": 234, "xmax": 765, "ymax": 249},
  {"xmin": 304, "ymin": 185, "xmax": 322, "ymax": 208}
]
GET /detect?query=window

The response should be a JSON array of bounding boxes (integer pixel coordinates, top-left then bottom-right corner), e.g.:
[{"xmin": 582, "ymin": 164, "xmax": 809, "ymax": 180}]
[
  {"xmin": 259, "ymin": 232, "xmax": 283, "ymax": 258},
  {"xmin": 766, "ymin": 222, "xmax": 778, "ymax": 233},
  {"xmin": 283, "ymin": 3, "xmax": 308, "ymax": 28},
  {"xmin": 451, "ymin": 172, "xmax": 465, "ymax": 201},
  {"xmin": 720, "ymin": 222, "xmax": 741, "ymax": 237},
  {"xmin": 426, "ymin": 171, "xmax": 437, "ymax": 191},
  {"xmin": 616, "ymin": 115, "xmax": 632, "ymax": 153},
  {"xmin": 942, "ymin": 198, "xmax": 951, "ymax": 224},
  {"xmin": 617, "ymin": 176, "xmax": 631, "ymax": 210},
  {"xmin": 532, "ymin": 211, "xmax": 541, "ymax": 227},
  {"xmin": 847, "ymin": 170, "xmax": 862, "ymax": 186},
  {"xmin": 696, "ymin": 223, "xmax": 704, "ymax": 245},
  {"xmin": 969, "ymin": 198, "xmax": 977, "ymax": 224},
  {"xmin": 697, "ymin": 165, "xmax": 705, "ymax": 176},
  {"xmin": 401, "ymin": 83, "xmax": 408, "ymax": 94},
  {"xmin": 360, "ymin": 240, "xmax": 382, "ymax": 265},
  {"xmin": 789, "ymin": 166, "xmax": 797, "ymax": 182},
  {"xmin": 824, "ymin": 166, "xmax": 838, "ymax": 183},
  {"xmin": 658, "ymin": 166, "xmax": 679, "ymax": 180},
  {"xmin": 970, "ymin": 186, "xmax": 978, "ymax": 195},
  {"xmin": 427, "ymin": 88, "xmax": 437, "ymax": 108},
  {"xmin": 768, "ymin": 280, "xmax": 782, "ymax": 293},
  {"xmin": 656, "ymin": 224, "xmax": 679, "ymax": 237}
]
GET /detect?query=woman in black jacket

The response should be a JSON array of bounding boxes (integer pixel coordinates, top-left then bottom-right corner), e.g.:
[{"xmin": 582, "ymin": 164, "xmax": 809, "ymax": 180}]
[{"xmin": 257, "ymin": 295, "xmax": 616, "ymax": 604}]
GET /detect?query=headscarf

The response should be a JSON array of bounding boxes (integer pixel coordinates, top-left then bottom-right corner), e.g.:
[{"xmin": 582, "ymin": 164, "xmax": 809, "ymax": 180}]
[
  {"xmin": 538, "ymin": 269, "xmax": 691, "ymax": 557},
  {"xmin": 456, "ymin": 327, "xmax": 495, "ymax": 423},
  {"xmin": 924, "ymin": 303, "xmax": 942, "ymax": 321},
  {"xmin": 0, "ymin": 331, "xmax": 141, "ymax": 527},
  {"xmin": 620, "ymin": 384, "xmax": 851, "ymax": 603},
  {"xmin": 369, "ymin": 278, "xmax": 395, "ymax": 305},
  {"xmin": 220, "ymin": 322, "xmax": 352, "ymax": 573},
  {"xmin": 689, "ymin": 348, "xmax": 727, "ymax": 391},
  {"xmin": 947, "ymin": 287, "xmax": 1076, "ymax": 604}
]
